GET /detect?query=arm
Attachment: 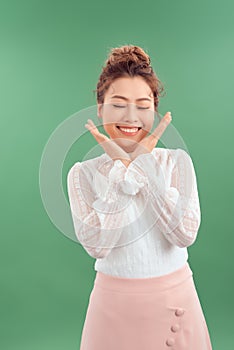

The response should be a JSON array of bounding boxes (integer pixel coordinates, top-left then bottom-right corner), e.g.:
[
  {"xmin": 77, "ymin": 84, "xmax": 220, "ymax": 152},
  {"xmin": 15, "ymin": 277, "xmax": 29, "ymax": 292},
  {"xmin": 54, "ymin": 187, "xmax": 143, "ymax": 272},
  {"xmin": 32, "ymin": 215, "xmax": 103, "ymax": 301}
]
[
  {"xmin": 67, "ymin": 160, "xmax": 136, "ymax": 259},
  {"xmin": 120, "ymin": 148, "xmax": 201, "ymax": 248}
]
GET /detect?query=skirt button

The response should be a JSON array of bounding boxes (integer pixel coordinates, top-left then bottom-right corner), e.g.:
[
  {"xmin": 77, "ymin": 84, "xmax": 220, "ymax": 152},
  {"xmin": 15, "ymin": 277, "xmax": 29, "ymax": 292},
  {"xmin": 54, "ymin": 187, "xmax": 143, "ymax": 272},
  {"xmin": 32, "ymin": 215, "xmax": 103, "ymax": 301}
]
[
  {"xmin": 166, "ymin": 337, "xmax": 175, "ymax": 346},
  {"xmin": 175, "ymin": 308, "xmax": 185, "ymax": 316},
  {"xmin": 171, "ymin": 323, "xmax": 180, "ymax": 332}
]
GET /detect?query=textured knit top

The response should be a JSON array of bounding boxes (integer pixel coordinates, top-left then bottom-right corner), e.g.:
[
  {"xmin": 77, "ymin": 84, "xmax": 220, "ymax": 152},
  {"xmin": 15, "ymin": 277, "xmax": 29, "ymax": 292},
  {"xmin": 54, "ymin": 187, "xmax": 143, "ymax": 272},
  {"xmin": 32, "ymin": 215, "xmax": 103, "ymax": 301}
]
[{"xmin": 67, "ymin": 147, "xmax": 201, "ymax": 278}]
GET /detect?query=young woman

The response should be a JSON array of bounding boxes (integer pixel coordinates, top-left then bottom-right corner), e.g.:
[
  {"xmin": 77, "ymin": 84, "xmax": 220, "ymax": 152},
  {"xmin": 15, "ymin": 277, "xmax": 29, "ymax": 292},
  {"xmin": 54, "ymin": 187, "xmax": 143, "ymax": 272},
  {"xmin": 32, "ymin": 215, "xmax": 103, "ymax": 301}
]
[{"xmin": 67, "ymin": 45, "xmax": 213, "ymax": 349}]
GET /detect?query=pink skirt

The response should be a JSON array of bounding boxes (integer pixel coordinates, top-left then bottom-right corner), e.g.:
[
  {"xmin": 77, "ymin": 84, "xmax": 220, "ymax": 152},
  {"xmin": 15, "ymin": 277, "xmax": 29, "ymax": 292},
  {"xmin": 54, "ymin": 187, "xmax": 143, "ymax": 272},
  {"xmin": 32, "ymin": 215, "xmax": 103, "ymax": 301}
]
[{"xmin": 80, "ymin": 262, "xmax": 213, "ymax": 349}]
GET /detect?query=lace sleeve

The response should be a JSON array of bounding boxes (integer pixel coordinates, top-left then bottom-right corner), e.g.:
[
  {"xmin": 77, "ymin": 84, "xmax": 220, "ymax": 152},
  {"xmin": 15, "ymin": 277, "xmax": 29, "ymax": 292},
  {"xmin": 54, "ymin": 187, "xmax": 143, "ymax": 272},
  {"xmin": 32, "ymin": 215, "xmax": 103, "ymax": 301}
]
[
  {"xmin": 67, "ymin": 160, "xmax": 137, "ymax": 259},
  {"xmin": 122, "ymin": 149, "xmax": 201, "ymax": 248}
]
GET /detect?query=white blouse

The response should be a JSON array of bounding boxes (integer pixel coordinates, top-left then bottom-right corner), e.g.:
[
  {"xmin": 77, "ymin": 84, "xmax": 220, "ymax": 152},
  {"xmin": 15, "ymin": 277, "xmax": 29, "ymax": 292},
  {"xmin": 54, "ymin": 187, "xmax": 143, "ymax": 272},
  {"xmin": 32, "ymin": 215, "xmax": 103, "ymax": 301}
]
[{"xmin": 67, "ymin": 147, "xmax": 201, "ymax": 278}]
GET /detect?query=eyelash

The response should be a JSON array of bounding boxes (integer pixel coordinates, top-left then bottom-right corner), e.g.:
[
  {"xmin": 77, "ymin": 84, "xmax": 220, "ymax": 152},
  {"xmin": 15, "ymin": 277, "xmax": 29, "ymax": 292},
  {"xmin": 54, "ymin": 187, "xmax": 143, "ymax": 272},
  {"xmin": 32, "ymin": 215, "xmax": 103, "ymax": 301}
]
[{"xmin": 113, "ymin": 104, "xmax": 149, "ymax": 110}]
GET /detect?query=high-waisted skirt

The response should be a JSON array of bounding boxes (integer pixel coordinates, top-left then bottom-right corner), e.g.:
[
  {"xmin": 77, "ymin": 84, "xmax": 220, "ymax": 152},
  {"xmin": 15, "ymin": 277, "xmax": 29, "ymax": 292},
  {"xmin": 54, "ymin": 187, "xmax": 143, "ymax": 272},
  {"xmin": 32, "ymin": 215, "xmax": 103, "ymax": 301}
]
[{"xmin": 80, "ymin": 262, "xmax": 213, "ymax": 349}]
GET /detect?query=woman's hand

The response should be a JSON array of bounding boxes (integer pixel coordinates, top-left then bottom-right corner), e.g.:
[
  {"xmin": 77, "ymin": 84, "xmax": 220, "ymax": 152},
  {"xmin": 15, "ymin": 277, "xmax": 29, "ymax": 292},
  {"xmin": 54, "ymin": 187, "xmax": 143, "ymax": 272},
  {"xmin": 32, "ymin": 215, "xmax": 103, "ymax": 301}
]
[
  {"xmin": 130, "ymin": 112, "xmax": 172, "ymax": 161},
  {"xmin": 85, "ymin": 111, "xmax": 172, "ymax": 166},
  {"xmin": 85, "ymin": 119, "xmax": 132, "ymax": 167}
]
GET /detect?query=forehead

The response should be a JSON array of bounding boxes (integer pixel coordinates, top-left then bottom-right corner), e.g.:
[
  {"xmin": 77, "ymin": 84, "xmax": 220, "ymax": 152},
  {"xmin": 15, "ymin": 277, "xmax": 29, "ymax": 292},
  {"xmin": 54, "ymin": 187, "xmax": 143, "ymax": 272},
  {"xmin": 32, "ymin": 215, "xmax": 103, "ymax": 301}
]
[{"xmin": 106, "ymin": 76, "xmax": 153, "ymax": 98}]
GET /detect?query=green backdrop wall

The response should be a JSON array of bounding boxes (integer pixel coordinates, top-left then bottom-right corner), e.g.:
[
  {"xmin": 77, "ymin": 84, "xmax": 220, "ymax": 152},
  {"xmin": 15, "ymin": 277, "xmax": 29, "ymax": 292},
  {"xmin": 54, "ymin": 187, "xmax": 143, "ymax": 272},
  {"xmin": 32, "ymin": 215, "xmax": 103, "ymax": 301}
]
[{"xmin": 1, "ymin": 0, "xmax": 233, "ymax": 349}]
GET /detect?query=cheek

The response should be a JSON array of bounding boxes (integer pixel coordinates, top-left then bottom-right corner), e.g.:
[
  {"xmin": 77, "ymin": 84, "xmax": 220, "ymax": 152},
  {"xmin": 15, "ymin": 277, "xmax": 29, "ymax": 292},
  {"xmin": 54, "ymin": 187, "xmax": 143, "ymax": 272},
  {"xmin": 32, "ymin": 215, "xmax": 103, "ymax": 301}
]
[
  {"xmin": 103, "ymin": 124, "xmax": 118, "ymax": 137},
  {"xmin": 140, "ymin": 129, "xmax": 149, "ymax": 137},
  {"xmin": 141, "ymin": 110, "xmax": 154, "ymax": 129},
  {"xmin": 142, "ymin": 120, "xmax": 153, "ymax": 134}
]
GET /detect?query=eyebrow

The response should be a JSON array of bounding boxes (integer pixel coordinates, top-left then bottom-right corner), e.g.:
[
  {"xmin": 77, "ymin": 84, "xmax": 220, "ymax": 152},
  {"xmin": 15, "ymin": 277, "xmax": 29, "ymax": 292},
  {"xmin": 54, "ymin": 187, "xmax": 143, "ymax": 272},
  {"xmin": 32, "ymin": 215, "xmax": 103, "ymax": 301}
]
[{"xmin": 110, "ymin": 94, "xmax": 152, "ymax": 102}]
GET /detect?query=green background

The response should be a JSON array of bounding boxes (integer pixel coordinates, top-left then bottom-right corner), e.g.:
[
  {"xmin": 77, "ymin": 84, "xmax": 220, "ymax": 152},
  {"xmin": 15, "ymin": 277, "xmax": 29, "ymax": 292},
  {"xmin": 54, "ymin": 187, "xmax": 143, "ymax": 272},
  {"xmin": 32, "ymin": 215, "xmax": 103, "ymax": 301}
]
[{"xmin": 1, "ymin": 0, "xmax": 233, "ymax": 349}]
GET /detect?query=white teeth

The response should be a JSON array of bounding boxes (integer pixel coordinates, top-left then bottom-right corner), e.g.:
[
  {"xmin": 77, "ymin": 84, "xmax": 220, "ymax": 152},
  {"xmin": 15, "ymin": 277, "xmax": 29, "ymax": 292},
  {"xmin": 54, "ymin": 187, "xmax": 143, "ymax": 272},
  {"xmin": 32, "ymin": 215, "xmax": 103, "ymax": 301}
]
[{"xmin": 119, "ymin": 127, "xmax": 139, "ymax": 133}]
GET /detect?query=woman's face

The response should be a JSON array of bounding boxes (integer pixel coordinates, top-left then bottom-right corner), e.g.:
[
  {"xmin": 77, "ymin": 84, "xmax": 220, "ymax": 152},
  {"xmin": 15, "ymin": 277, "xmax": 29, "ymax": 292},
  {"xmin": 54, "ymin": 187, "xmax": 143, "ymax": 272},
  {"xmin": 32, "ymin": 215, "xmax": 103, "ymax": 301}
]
[{"xmin": 97, "ymin": 76, "xmax": 155, "ymax": 153}]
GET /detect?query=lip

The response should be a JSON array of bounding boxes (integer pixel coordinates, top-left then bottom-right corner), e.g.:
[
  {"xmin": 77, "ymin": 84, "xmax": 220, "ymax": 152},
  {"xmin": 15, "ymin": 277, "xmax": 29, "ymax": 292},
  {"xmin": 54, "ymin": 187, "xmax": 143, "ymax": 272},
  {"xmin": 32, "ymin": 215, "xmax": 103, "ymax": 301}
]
[
  {"xmin": 116, "ymin": 125, "xmax": 142, "ymax": 136},
  {"xmin": 116, "ymin": 125, "xmax": 142, "ymax": 129}
]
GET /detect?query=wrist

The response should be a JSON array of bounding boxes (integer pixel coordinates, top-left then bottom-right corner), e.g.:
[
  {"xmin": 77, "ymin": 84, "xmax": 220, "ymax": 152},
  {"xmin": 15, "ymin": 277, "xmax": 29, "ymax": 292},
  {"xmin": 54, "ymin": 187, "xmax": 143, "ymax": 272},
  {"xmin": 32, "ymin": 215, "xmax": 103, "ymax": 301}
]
[
  {"xmin": 130, "ymin": 149, "xmax": 151, "ymax": 162},
  {"xmin": 120, "ymin": 159, "xmax": 131, "ymax": 168}
]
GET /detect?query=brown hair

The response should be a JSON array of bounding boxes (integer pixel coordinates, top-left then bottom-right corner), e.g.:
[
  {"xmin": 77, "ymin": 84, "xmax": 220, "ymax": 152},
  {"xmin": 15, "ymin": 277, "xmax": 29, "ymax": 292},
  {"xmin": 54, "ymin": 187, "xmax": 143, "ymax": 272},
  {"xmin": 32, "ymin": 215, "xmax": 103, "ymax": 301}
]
[{"xmin": 93, "ymin": 44, "xmax": 166, "ymax": 113}]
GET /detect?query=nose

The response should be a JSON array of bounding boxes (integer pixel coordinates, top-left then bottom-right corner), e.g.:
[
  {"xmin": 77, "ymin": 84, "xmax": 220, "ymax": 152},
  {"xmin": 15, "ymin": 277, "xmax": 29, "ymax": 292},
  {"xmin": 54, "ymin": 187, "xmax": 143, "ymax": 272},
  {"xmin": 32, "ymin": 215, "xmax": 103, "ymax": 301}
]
[{"xmin": 123, "ymin": 103, "xmax": 140, "ymax": 124}]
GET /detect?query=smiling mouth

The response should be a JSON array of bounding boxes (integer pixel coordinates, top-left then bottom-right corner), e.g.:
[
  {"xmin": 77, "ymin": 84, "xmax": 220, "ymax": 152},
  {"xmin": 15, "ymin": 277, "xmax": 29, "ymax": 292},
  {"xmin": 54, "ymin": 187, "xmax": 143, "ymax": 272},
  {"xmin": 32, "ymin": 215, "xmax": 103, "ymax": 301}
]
[{"xmin": 116, "ymin": 125, "xmax": 142, "ymax": 135}]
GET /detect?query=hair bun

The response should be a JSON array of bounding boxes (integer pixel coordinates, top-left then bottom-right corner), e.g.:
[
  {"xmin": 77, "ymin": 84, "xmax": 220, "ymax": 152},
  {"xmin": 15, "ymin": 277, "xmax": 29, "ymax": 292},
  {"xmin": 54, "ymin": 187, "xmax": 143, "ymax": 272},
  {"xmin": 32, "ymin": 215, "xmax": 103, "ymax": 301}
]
[
  {"xmin": 94, "ymin": 44, "xmax": 165, "ymax": 113},
  {"xmin": 106, "ymin": 45, "xmax": 151, "ymax": 67}
]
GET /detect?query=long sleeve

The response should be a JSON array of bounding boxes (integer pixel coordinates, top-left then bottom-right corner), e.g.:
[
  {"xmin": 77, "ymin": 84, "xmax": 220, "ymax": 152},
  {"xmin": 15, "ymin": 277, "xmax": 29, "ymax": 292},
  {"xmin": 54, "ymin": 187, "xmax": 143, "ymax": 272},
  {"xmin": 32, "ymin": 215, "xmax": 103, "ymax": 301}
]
[
  {"xmin": 67, "ymin": 159, "xmax": 139, "ymax": 259},
  {"xmin": 120, "ymin": 149, "xmax": 201, "ymax": 248}
]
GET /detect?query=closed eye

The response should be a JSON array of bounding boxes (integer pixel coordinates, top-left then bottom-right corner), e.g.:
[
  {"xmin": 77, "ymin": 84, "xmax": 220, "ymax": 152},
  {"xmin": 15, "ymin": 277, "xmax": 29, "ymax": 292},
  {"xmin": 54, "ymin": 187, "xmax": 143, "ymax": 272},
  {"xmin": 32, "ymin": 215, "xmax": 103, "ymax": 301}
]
[
  {"xmin": 113, "ymin": 104, "xmax": 149, "ymax": 109},
  {"xmin": 113, "ymin": 104, "xmax": 126, "ymax": 108}
]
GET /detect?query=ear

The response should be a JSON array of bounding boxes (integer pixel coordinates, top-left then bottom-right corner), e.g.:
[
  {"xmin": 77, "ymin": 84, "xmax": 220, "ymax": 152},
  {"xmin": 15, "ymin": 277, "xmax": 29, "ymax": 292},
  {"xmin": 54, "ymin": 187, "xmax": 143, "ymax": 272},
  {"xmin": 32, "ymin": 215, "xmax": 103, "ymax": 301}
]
[{"xmin": 97, "ymin": 103, "xmax": 103, "ymax": 118}]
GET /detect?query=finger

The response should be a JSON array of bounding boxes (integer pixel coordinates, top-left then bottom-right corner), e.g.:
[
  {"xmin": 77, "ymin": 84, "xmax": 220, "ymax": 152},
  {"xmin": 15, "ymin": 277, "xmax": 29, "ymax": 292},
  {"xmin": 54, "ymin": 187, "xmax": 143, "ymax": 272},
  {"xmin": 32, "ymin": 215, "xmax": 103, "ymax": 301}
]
[
  {"xmin": 85, "ymin": 119, "xmax": 100, "ymax": 136},
  {"xmin": 86, "ymin": 119, "xmax": 97, "ymax": 130},
  {"xmin": 84, "ymin": 120, "xmax": 93, "ymax": 131},
  {"xmin": 87, "ymin": 119, "xmax": 97, "ymax": 128},
  {"xmin": 85, "ymin": 119, "xmax": 109, "ymax": 143},
  {"xmin": 151, "ymin": 112, "xmax": 172, "ymax": 140}
]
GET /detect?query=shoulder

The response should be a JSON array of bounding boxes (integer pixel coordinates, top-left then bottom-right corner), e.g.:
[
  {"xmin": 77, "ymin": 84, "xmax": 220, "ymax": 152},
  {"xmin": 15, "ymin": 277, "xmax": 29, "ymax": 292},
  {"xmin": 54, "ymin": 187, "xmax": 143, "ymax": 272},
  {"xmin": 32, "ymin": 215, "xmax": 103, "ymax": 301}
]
[
  {"xmin": 152, "ymin": 147, "xmax": 192, "ymax": 164},
  {"xmin": 151, "ymin": 148, "xmax": 194, "ymax": 176},
  {"xmin": 151, "ymin": 147, "xmax": 176, "ymax": 165},
  {"xmin": 67, "ymin": 154, "xmax": 107, "ymax": 182}
]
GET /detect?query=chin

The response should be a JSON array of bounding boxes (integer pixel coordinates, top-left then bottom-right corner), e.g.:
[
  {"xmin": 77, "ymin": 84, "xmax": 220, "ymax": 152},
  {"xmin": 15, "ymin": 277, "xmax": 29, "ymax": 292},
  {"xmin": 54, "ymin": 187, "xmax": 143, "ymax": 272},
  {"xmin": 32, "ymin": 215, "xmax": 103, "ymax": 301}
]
[{"xmin": 113, "ymin": 139, "xmax": 139, "ymax": 153}]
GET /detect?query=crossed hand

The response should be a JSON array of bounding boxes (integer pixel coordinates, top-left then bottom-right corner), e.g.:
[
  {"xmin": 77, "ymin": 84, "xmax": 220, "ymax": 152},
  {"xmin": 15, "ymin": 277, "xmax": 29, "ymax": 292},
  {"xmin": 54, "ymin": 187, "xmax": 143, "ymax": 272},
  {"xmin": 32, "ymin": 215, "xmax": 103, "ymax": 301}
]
[{"xmin": 85, "ymin": 112, "xmax": 172, "ymax": 167}]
